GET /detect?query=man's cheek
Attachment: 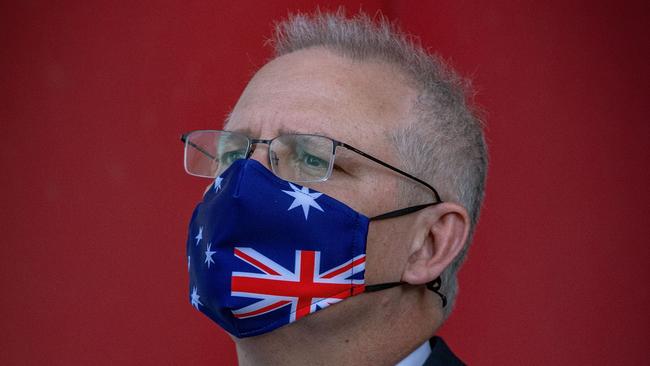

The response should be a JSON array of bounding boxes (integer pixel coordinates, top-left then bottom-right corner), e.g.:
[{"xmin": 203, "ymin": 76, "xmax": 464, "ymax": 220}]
[{"xmin": 365, "ymin": 219, "xmax": 411, "ymax": 284}]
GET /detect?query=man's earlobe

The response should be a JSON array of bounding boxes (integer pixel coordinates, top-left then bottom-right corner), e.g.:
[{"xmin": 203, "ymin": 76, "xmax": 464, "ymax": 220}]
[{"xmin": 401, "ymin": 202, "xmax": 470, "ymax": 285}]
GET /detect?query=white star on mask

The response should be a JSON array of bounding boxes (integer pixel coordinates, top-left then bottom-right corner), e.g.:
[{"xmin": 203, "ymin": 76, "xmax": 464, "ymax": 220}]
[
  {"xmin": 282, "ymin": 182, "xmax": 324, "ymax": 220},
  {"xmin": 194, "ymin": 226, "xmax": 203, "ymax": 246},
  {"xmin": 191, "ymin": 286, "xmax": 203, "ymax": 309},
  {"xmin": 214, "ymin": 176, "xmax": 223, "ymax": 192},
  {"xmin": 204, "ymin": 242, "xmax": 216, "ymax": 268}
]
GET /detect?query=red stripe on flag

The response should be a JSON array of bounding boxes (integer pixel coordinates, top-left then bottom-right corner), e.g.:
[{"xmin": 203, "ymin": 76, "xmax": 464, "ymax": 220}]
[
  {"xmin": 321, "ymin": 256, "xmax": 365, "ymax": 279},
  {"xmin": 234, "ymin": 248, "xmax": 280, "ymax": 275},
  {"xmin": 232, "ymin": 272, "xmax": 352, "ymax": 297},
  {"xmin": 295, "ymin": 251, "xmax": 315, "ymax": 320}
]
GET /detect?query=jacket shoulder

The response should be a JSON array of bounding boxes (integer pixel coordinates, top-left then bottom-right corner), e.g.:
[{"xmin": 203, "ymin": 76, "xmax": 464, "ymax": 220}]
[{"xmin": 422, "ymin": 336, "xmax": 466, "ymax": 366}]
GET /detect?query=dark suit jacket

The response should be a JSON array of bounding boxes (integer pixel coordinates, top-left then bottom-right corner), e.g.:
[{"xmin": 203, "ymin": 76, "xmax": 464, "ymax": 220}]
[{"xmin": 422, "ymin": 337, "xmax": 465, "ymax": 366}]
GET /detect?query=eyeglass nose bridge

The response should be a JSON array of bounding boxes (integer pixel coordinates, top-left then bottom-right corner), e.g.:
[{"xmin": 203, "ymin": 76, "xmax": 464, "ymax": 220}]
[{"xmin": 246, "ymin": 138, "xmax": 279, "ymax": 168}]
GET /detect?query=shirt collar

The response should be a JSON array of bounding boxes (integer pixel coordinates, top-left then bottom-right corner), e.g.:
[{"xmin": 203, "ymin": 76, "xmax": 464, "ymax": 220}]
[{"xmin": 395, "ymin": 340, "xmax": 432, "ymax": 366}]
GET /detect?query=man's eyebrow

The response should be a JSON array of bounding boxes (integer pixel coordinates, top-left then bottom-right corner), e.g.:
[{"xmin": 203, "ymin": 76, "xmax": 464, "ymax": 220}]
[
  {"xmin": 224, "ymin": 125, "xmax": 336, "ymax": 141},
  {"xmin": 277, "ymin": 126, "xmax": 324, "ymax": 136},
  {"xmin": 283, "ymin": 124, "xmax": 340, "ymax": 137},
  {"xmin": 226, "ymin": 127, "xmax": 253, "ymax": 136}
]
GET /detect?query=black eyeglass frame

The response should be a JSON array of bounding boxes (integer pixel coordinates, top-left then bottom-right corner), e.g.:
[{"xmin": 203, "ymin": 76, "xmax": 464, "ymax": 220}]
[{"xmin": 180, "ymin": 130, "xmax": 442, "ymax": 206}]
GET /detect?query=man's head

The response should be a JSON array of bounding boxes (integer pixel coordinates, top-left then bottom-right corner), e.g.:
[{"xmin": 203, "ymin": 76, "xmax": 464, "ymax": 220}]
[{"xmin": 226, "ymin": 13, "xmax": 487, "ymax": 354}]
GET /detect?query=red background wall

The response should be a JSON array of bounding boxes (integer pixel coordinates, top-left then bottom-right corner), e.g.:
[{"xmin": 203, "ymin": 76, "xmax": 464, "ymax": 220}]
[{"xmin": 1, "ymin": 1, "xmax": 648, "ymax": 365}]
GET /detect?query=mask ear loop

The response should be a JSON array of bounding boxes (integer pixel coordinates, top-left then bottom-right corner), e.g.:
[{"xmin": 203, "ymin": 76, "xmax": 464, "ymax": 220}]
[
  {"xmin": 364, "ymin": 277, "xmax": 447, "ymax": 308},
  {"xmin": 369, "ymin": 203, "xmax": 437, "ymax": 221},
  {"xmin": 426, "ymin": 277, "xmax": 447, "ymax": 307},
  {"xmin": 366, "ymin": 202, "xmax": 447, "ymax": 307},
  {"xmin": 364, "ymin": 201, "xmax": 447, "ymax": 308}
]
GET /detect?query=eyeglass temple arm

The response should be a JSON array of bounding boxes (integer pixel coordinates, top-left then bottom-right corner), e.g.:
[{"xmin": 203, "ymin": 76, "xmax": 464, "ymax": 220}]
[
  {"xmin": 180, "ymin": 134, "xmax": 218, "ymax": 161},
  {"xmin": 180, "ymin": 134, "xmax": 442, "ymax": 202},
  {"xmin": 337, "ymin": 142, "xmax": 442, "ymax": 203}
]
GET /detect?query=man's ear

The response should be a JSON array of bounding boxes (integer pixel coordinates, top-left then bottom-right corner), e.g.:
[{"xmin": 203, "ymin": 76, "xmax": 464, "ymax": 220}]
[{"xmin": 401, "ymin": 202, "xmax": 470, "ymax": 285}]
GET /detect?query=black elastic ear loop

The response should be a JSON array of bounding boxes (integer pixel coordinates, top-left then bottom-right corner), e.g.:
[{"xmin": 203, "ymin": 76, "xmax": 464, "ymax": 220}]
[
  {"xmin": 363, "ymin": 282, "xmax": 403, "ymax": 292},
  {"xmin": 427, "ymin": 277, "xmax": 447, "ymax": 308},
  {"xmin": 365, "ymin": 201, "xmax": 447, "ymax": 306},
  {"xmin": 364, "ymin": 277, "xmax": 447, "ymax": 308},
  {"xmin": 369, "ymin": 202, "xmax": 437, "ymax": 221}
]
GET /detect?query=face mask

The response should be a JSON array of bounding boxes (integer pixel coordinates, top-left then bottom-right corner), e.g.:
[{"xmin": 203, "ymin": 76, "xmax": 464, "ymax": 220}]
[{"xmin": 186, "ymin": 159, "xmax": 445, "ymax": 338}]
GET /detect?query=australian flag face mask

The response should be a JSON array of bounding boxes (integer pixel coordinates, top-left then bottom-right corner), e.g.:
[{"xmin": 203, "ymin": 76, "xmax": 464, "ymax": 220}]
[{"xmin": 186, "ymin": 158, "xmax": 445, "ymax": 338}]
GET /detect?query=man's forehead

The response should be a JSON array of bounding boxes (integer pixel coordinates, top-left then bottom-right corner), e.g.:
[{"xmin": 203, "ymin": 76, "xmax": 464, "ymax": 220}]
[
  {"xmin": 225, "ymin": 112, "xmax": 392, "ymax": 163},
  {"xmin": 225, "ymin": 48, "xmax": 416, "ymax": 161}
]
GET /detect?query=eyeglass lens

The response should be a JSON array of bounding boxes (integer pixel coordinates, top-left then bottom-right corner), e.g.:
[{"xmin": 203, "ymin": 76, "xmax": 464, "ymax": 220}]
[{"xmin": 184, "ymin": 131, "xmax": 335, "ymax": 182}]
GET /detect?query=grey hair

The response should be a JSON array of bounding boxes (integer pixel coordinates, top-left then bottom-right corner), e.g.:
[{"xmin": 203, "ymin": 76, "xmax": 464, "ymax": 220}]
[{"xmin": 270, "ymin": 10, "xmax": 488, "ymax": 319}]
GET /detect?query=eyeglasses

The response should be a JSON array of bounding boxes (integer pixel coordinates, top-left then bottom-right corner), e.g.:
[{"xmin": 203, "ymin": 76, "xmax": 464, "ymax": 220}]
[{"xmin": 180, "ymin": 130, "xmax": 441, "ymax": 203}]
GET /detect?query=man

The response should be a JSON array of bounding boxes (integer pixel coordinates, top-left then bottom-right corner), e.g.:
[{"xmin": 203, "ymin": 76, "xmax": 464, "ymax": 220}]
[{"xmin": 183, "ymin": 10, "xmax": 487, "ymax": 366}]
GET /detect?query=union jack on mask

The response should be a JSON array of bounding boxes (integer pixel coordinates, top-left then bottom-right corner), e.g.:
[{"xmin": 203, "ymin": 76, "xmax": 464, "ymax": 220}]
[{"xmin": 186, "ymin": 158, "xmax": 443, "ymax": 338}]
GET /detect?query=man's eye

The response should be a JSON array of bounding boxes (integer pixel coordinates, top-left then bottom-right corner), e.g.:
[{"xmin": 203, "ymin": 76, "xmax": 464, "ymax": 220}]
[
  {"xmin": 220, "ymin": 150, "xmax": 246, "ymax": 165},
  {"xmin": 300, "ymin": 152, "xmax": 328, "ymax": 170}
]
